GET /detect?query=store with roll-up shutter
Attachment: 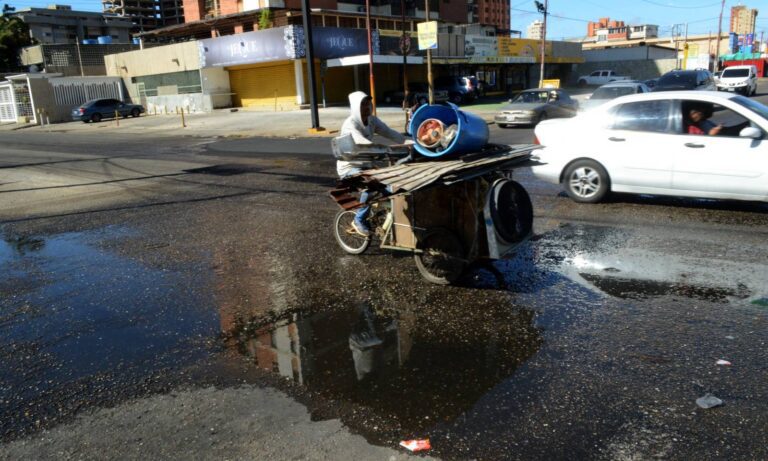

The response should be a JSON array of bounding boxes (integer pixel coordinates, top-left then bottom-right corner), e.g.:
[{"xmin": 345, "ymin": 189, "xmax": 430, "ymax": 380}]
[{"xmin": 227, "ymin": 61, "xmax": 298, "ymax": 109}]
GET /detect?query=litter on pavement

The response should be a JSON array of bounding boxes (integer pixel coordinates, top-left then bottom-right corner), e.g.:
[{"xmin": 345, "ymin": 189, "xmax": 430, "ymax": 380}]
[
  {"xmin": 696, "ymin": 393, "xmax": 724, "ymax": 409},
  {"xmin": 716, "ymin": 359, "xmax": 732, "ymax": 366},
  {"xmin": 400, "ymin": 439, "xmax": 432, "ymax": 452}
]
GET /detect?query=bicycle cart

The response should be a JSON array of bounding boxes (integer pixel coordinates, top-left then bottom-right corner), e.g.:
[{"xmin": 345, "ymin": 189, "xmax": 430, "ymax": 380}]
[{"xmin": 330, "ymin": 142, "xmax": 540, "ymax": 284}]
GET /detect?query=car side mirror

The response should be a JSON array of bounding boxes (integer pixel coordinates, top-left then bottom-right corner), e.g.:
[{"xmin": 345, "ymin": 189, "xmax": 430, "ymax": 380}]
[{"xmin": 739, "ymin": 127, "xmax": 762, "ymax": 139}]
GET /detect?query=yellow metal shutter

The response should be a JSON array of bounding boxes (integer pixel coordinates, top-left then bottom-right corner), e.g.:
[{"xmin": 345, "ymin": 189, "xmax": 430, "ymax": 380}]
[{"xmin": 228, "ymin": 62, "xmax": 297, "ymax": 109}]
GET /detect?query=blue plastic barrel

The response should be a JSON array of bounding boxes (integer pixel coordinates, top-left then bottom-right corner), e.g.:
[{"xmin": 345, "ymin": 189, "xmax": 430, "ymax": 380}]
[
  {"xmin": 132, "ymin": 37, "xmax": 141, "ymax": 45},
  {"xmin": 82, "ymin": 39, "xmax": 98, "ymax": 45},
  {"xmin": 97, "ymin": 36, "xmax": 113, "ymax": 44},
  {"xmin": 408, "ymin": 102, "xmax": 489, "ymax": 158}
]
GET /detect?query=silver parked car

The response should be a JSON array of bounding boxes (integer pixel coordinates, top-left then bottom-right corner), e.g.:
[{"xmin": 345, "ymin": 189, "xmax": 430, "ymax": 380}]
[
  {"xmin": 495, "ymin": 88, "xmax": 578, "ymax": 127},
  {"xmin": 580, "ymin": 80, "xmax": 650, "ymax": 111}
]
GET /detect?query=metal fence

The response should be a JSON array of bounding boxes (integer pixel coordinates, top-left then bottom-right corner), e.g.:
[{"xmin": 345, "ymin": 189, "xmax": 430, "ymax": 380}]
[{"xmin": 51, "ymin": 80, "xmax": 123, "ymax": 106}]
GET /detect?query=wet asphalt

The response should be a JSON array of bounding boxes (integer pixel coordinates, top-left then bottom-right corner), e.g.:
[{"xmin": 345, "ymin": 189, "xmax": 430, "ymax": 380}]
[{"xmin": 2, "ymin": 100, "xmax": 768, "ymax": 459}]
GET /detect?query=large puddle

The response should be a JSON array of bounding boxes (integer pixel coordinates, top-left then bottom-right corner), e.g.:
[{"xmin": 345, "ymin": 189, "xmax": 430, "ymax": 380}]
[
  {"xmin": 0, "ymin": 230, "xmax": 220, "ymax": 440},
  {"xmin": 2, "ymin": 221, "xmax": 766, "ymax": 448}
]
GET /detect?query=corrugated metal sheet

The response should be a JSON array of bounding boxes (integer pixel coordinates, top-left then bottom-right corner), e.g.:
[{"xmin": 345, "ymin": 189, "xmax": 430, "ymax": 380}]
[
  {"xmin": 330, "ymin": 144, "xmax": 540, "ymax": 210},
  {"xmin": 360, "ymin": 145, "xmax": 538, "ymax": 194}
]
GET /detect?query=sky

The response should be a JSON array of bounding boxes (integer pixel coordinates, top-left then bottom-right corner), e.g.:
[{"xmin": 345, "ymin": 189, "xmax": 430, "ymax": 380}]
[
  {"xmin": 511, "ymin": 0, "xmax": 767, "ymax": 41},
  {"xmin": 6, "ymin": 0, "xmax": 768, "ymax": 41}
]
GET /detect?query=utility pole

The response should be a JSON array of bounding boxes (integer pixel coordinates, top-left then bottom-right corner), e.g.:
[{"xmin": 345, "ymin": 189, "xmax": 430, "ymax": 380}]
[
  {"xmin": 301, "ymin": 0, "xmax": 323, "ymax": 132},
  {"xmin": 426, "ymin": 0, "xmax": 433, "ymax": 104},
  {"xmin": 366, "ymin": 0, "xmax": 377, "ymax": 114},
  {"xmin": 715, "ymin": 0, "xmax": 725, "ymax": 70},
  {"xmin": 401, "ymin": 0, "xmax": 409, "ymax": 121},
  {"xmin": 535, "ymin": 0, "xmax": 548, "ymax": 87}
]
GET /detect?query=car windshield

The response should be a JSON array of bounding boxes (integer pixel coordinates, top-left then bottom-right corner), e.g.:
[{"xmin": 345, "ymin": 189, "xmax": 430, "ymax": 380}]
[
  {"xmin": 591, "ymin": 86, "xmax": 636, "ymax": 100},
  {"xmin": 722, "ymin": 68, "xmax": 750, "ymax": 78},
  {"xmin": 657, "ymin": 73, "xmax": 696, "ymax": 86},
  {"xmin": 730, "ymin": 96, "xmax": 768, "ymax": 121},
  {"xmin": 512, "ymin": 91, "xmax": 549, "ymax": 103}
]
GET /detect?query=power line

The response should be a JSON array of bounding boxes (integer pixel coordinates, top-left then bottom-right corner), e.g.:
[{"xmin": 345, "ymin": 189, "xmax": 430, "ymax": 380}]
[
  {"xmin": 638, "ymin": 0, "xmax": 722, "ymax": 8},
  {"xmin": 511, "ymin": 7, "xmax": 592, "ymax": 23}
]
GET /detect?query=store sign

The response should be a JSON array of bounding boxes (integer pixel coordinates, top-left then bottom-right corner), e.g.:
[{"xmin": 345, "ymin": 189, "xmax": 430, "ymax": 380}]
[
  {"xmin": 498, "ymin": 37, "xmax": 551, "ymax": 57},
  {"xmin": 464, "ymin": 35, "xmax": 496, "ymax": 57},
  {"xmin": 379, "ymin": 33, "xmax": 422, "ymax": 56},
  {"xmin": 287, "ymin": 26, "xmax": 376, "ymax": 59},
  {"xmin": 417, "ymin": 22, "xmax": 438, "ymax": 50},
  {"xmin": 198, "ymin": 28, "xmax": 291, "ymax": 67}
]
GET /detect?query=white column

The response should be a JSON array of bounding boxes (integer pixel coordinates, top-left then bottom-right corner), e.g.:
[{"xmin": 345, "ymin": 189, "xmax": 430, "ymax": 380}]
[{"xmin": 294, "ymin": 59, "xmax": 305, "ymax": 105}]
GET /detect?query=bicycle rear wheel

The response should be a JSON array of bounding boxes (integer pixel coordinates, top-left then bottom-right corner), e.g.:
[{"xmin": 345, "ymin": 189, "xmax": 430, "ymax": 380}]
[{"xmin": 334, "ymin": 210, "xmax": 371, "ymax": 254}]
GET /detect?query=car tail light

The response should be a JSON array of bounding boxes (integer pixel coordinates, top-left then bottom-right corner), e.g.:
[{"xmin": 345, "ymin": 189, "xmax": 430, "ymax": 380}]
[
  {"xmin": 533, "ymin": 135, "xmax": 540, "ymax": 145},
  {"xmin": 78, "ymin": 108, "xmax": 85, "ymax": 114}
]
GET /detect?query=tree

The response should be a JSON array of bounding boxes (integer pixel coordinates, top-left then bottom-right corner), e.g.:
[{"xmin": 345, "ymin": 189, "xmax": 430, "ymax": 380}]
[
  {"xmin": 0, "ymin": 15, "xmax": 31, "ymax": 71},
  {"xmin": 258, "ymin": 8, "xmax": 272, "ymax": 30}
]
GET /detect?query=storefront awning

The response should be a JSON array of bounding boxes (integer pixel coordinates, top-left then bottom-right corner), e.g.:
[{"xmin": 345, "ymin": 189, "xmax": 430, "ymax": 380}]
[{"xmin": 326, "ymin": 54, "xmax": 424, "ymax": 67}]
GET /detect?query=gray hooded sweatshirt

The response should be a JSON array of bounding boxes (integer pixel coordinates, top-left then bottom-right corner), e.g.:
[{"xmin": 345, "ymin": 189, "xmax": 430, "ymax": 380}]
[{"xmin": 337, "ymin": 91, "xmax": 405, "ymax": 177}]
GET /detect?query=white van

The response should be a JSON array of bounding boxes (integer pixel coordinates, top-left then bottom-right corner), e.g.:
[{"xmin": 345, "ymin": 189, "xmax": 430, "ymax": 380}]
[{"xmin": 716, "ymin": 65, "xmax": 758, "ymax": 95}]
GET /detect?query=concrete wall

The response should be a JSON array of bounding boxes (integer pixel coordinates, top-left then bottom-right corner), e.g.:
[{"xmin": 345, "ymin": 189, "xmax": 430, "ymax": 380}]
[
  {"xmin": 200, "ymin": 67, "xmax": 232, "ymax": 108},
  {"xmin": 105, "ymin": 41, "xmax": 201, "ymax": 81},
  {"xmin": 105, "ymin": 41, "xmax": 202, "ymax": 103},
  {"xmin": 583, "ymin": 46, "xmax": 676, "ymax": 62},
  {"xmin": 145, "ymin": 93, "xmax": 219, "ymax": 113},
  {"xmin": 574, "ymin": 59, "xmax": 678, "ymax": 82}
]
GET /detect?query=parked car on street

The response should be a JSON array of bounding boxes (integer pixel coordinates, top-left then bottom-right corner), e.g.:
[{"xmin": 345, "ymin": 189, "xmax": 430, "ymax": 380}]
[
  {"xmin": 580, "ymin": 81, "xmax": 651, "ymax": 111},
  {"xmin": 716, "ymin": 65, "xmax": 758, "ymax": 95},
  {"xmin": 382, "ymin": 83, "xmax": 448, "ymax": 106},
  {"xmin": 644, "ymin": 78, "xmax": 659, "ymax": 89},
  {"xmin": 72, "ymin": 98, "xmax": 145, "ymax": 123},
  {"xmin": 652, "ymin": 69, "xmax": 716, "ymax": 92},
  {"xmin": 434, "ymin": 76, "xmax": 477, "ymax": 104},
  {"xmin": 532, "ymin": 91, "xmax": 768, "ymax": 203},
  {"xmin": 494, "ymin": 88, "xmax": 578, "ymax": 127},
  {"xmin": 576, "ymin": 69, "xmax": 631, "ymax": 87}
]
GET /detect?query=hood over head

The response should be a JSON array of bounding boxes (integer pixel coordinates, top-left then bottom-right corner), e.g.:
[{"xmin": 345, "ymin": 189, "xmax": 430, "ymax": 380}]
[{"xmin": 348, "ymin": 91, "xmax": 371, "ymax": 126}]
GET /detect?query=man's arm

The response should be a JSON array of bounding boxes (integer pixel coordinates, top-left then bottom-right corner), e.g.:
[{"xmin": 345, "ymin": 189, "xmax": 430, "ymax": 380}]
[{"xmin": 372, "ymin": 117, "xmax": 406, "ymax": 144}]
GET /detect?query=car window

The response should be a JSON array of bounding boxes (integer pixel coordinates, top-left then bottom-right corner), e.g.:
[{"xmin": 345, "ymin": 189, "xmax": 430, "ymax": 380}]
[
  {"xmin": 679, "ymin": 100, "xmax": 758, "ymax": 137},
  {"xmin": 592, "ymin": 86, "xmax": 636, "ymax": 100},
  {"xmin": 658, "ymin": 72, "xmax": 695, "ymax": 86},
  {"xmin": 731, "ymin": 95, "xmax": 768, "ymax": 121},
  {"xmin": 590, "ymin": 71, "xmax": 600, "ymax": 77},
  {"xmin": 512, "ymin": 91, "xmax": 549, "ymax": 103},
  {"xmin": 722, "ymin": 68, "xmax": 750, "ymax": 78},
  {"xmin": 611, "ymin": 100, "xmax": 673, "ymax": 133}
]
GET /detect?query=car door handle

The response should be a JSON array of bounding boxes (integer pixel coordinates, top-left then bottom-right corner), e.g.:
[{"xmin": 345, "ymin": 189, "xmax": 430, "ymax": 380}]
[
  {"xmin": 608, "ymin": 137, "xmax": 625, "ymax": 142},
  {"xmin": 684, "ymin": 142, "xmax": 705, "ymax": 148}
]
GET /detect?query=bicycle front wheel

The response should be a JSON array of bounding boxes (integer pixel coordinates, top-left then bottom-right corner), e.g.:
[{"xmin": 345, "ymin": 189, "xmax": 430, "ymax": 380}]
[{"xmin": 334, "ymin": 210, "xmax": 371, "ymax": 255}]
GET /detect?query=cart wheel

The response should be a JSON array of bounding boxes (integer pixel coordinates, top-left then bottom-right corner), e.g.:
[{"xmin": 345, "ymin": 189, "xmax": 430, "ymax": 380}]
[
  {"xmin": 414, "ymin": 228, "xmax": 465, "ymax": 285},
  {"xmin": 334, "ymin": 210, "xmax": 371, "ymax": 255}
]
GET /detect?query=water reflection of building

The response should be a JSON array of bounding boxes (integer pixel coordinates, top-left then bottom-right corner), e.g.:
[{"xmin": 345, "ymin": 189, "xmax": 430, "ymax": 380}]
[{"xmin": 223, "ymin": 297, "xmax": 542, "ymax": 435}]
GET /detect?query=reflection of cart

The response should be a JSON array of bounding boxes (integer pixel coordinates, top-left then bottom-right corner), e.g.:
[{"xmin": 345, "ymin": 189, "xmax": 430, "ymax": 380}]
[{"xmin": 330, "ymin": 142, "xmax": 540, "ymax": 284}]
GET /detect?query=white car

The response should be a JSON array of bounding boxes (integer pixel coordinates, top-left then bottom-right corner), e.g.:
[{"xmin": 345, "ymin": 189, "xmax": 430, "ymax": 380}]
[
  {"xmin": 532, "ymin": 91, "xmax": 768, "ymax": 203},
  {"xmin": 716, "ymin": 65, "xmax": 758, "ymax": 96}
]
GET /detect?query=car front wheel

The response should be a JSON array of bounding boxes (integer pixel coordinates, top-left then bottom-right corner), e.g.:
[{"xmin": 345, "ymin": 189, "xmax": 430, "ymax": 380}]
[
  {"xmin": 562, "ymin": 159, "xmax": 610, "ymax": 203},
  {"xmin": 91, "ymin": 113, "xmax": 102, "ymax": 123}
]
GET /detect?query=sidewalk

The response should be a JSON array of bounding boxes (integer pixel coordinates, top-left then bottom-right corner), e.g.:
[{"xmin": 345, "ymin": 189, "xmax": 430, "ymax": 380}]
[{"xmin": 0, "ymin": 89, "xmax": 593, "ymax": 138}]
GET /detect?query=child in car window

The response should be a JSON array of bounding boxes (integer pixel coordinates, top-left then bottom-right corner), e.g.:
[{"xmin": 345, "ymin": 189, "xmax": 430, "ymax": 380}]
[{"xmin": 686, "ymin": 104, "xmax": 722, "ymax": 135}]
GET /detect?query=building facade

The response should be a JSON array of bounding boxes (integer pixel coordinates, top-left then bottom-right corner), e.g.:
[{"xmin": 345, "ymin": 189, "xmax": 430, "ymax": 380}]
[
  {"xmin": 11, "ymin": 5, "xmax": 133, "ymax": 45},
  {"xmin": 730, "ymin": 5, "xmax": 758, "ymax": 35},
  {"xmin": 526, "ymin": 20, "xmax": 543, "ymax": 40},
  {"xmin": 102, "ymin": 0, "xmax": 185, "ymax": 32}
]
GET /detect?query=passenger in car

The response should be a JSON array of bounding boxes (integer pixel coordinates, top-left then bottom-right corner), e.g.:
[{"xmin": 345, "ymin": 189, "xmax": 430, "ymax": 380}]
[{"xmin": 685, "ymin": 103, "xmax": 722, "ymax": 136}]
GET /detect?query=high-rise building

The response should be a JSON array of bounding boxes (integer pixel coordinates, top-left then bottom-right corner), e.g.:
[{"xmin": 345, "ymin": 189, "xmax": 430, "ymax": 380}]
[
  {"xmin": 102, "ymin": 0, "xmax": 184, "ymax": 32},
  {"xmin": 472, "ymin": 0, "xmax": 510, "ymax": 34},
  {"xmin": 730, "ymin": 5, "xmax": 758, "ymax": 35},
  {"xmin": 526, "ymin": 20, "xmax": 543, "ymax": 39},
  {"xmin": 12, "ymin": 5, "xmax": 133, "ymax": 44}
]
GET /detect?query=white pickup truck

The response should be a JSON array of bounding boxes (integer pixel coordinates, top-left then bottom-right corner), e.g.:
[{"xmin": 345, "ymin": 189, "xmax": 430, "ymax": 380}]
[{"xmin": 576, "ymin": 70, "xmax": 631, "ymax": 87}]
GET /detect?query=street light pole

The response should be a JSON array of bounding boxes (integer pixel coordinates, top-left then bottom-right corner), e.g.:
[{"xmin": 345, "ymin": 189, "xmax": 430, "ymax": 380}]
[
  {"xmin": 715, "ymin": 0, "xmax": 725, "ymax": 70},
  {"xmin": 366, "ymin": 0, "xmax": 377, "ymax": 114},
  {"xmin": 535, "ymin": 0, "xmax": 548, "ymax": 87},
  {"xmin": 301, "ymin": 0, "xmax": 323, "ymax": 131},
  {"xmin": 426, "ymin": 0, "xmax": 433, "ymax": 104}
]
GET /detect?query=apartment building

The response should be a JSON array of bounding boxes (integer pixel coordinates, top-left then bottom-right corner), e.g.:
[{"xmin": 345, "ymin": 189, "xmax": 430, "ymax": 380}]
[
  {"xmin": 11, "ymin": 5, "xmax": 133, "ymax": 44},
  {"xmin": 730, "ymin": 5, "xmax": 759, "ymax": 35}
]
